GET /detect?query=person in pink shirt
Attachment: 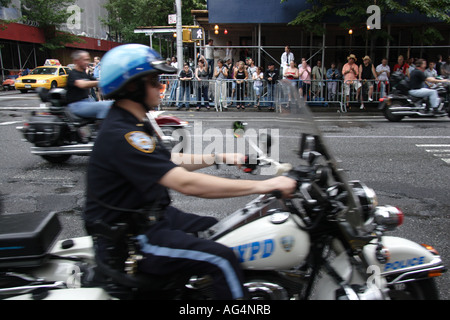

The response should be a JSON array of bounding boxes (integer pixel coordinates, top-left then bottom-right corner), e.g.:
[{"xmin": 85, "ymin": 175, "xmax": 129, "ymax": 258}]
[
  {"xmin": 298, "ymin": 58, "xmax": 311, "ymax": 99},
  {"xmin": 342, "ymin": 54, "xmax": 361, "ymax": 107}
]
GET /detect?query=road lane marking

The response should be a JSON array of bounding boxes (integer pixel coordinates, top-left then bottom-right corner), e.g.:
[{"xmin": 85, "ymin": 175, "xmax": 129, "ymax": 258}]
[
  {"xmin": 416, "ymin": 144, "xmax": 450, "ymax": 147},
  {"xmin": 0, "ymin": 96, "xmax": 37, "ymax": 100},
  {"xmin": 325, "ymin": 136, "xmax": 450, "ymax": 139},
  {"xmin": 0, "ymin": 121, "xmax": 22, "ymax": 126},
  {"xmin": 425, "ymin": 149, "xmax": 450, "ymax": 152},
  {"xmin": 0, "ymin": 106, "xmax": 46, "ymax": 111},
  {"xmin": 416, "ymin": 144, "xmax": 450, "ymax": 165}
]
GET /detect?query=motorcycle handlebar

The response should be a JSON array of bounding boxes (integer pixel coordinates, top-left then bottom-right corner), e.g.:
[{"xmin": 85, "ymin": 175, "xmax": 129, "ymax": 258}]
[
  {"xmin": 241, "ymin": 154, "xmax": 293, "ymax": 175},
  {"xmin": 271, "ymin": 190, "xmax": 283, "ymax": 199}
]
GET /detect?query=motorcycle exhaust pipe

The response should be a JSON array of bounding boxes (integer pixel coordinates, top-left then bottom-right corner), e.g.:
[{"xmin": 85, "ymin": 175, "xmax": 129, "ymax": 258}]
[
  {"xmin": 30, "ymin": 143, "xmax": 94, "ymax": 156},
  {"xmin": 187, "ymin": 277, "xmax": 290, "ymax": 300},
  {"xmin": 244, "ymin": 281, "xmax": 289, "ymax": 300},
  {"xmin": 388, "ymin": 106, "xmax": 431, "ymax": 116},
  {"xmin": 390, "ymin": 110, "xmax": 429, "ymax": 116}
]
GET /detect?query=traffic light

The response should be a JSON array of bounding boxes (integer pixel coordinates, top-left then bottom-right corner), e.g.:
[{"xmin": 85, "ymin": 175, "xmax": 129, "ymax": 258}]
[
  {"xmin": 182, "ymin": 29, "xmax": 191, "ymax": 42},
  {"xmin": 190, "ymin": 27, "xmax": 204, "ymax": 41}
]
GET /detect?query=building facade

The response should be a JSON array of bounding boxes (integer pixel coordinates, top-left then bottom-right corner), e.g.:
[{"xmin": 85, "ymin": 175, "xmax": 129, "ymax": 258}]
[
  {"xmin": 192, "ymin": 0, "xmax": 449, "ymax": 72},
  {"xmin": 0, "ymin": 0, "xmax": 120, "ymax": 78}
]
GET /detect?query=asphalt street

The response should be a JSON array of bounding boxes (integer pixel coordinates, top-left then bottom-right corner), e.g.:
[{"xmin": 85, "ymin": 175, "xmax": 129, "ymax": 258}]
[{"xmin": 0, "ymin": 91, "xmax": 449, "ymax": 299}]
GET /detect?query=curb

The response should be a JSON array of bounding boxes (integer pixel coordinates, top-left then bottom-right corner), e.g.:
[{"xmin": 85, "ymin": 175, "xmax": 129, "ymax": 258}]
[
  {"xmin": 0, "ymin": 91, "xmax": 382, "ymax": 114},
  {"xmin": 0, "ymin": 90, "xmax": 21, "ymax": 96},
  {"xmin": 160, "ymin": 102, "xmax": 383, "ymax": 114}
]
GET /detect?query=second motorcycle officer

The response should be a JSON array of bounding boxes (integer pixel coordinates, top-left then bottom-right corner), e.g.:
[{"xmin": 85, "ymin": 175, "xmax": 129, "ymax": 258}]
[{"xmin": 83, "ymin": 44, "xmax": 296, "ymax": 299}]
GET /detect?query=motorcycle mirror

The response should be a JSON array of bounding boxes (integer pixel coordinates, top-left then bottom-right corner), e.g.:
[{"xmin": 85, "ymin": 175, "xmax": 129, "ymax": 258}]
[
  {"xmin": 259, "ymin": 133, "xmax": 272, "ymax": 155},
  {"xmin": 299, "ymin": 134, "xmax": 316, "ymax": 160},
  {"xmin": 232, "ymin": 121, "xmax": 247, "ymax": 138}
]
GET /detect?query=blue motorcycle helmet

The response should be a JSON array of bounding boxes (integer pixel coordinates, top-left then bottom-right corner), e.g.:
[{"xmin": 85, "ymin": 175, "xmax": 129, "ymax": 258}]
[{"xmin": 99, "ymin": 44, "xmax": 177, "ymax": 101}]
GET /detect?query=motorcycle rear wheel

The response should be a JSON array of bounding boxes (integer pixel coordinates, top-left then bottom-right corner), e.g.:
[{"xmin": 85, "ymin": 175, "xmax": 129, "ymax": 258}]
[
  {"xmin": 387, "ymin": 278, "xmax": 439, "ymax": 300},
  {"xmin": 384, "ymin": 103, "xmax": 404, "ymax": 122},
  {"xmin": 41, "ymin": 154, "xmax": 72, "ymax": 164}
]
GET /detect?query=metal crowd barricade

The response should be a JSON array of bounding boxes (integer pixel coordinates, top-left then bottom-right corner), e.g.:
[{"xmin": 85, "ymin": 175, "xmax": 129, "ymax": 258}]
[
  {"xmin": 302, "ymin": 78, "xmax": 389, "ymax": 112},
  {"xmin": 341, "ymin": 79, "xmax": 390, "ymax": 110},
  {"xmin": 282, "ymin": 79, "xmax": 346, "ymax": 112},
  {"xmin": 159, "ymin": 74, "xmax": 179, "ymax": 108},
  {"xmin": 159, "ymin": 75, "xmax": 277, "ymax": 112},
  {"xmin": 158, "ymin": 75, "xmax": 388, "ymax": 112},
  {"xmin": 215, "ymin": 79, "xmax": 278, "ymax": 111},
  {"xmin": 159, "ymin": 75, "xmax": 219, "ymax": 111}
]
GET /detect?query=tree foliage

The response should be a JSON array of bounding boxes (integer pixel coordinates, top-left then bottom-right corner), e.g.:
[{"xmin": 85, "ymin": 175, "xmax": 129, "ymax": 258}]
[
  {"xmin": 282, "ymin": 0, "xmax": 450, "ymax": 44},
  {"xmin": 102, "ymin": 0, "xmax": 207, "ymax": 44},
  {"xmin": 0, "ymin": 0, "xmax": 11, "ymax": 7},
  {"xmin": 2, "ymin": 0, "xmax": 83, "ymax": 50}
]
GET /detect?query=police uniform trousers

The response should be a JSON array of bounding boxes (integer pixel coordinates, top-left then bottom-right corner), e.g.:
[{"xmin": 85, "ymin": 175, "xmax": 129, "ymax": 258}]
[{"xmin": 136, "ymin": 206, "xmax": 247, "ymax": 300}]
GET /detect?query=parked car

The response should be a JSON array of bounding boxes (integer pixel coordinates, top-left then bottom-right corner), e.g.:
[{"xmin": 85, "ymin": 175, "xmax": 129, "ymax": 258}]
[{"xmin": 2, "ymin": 75, "xmax": 18, "ymax": 91}]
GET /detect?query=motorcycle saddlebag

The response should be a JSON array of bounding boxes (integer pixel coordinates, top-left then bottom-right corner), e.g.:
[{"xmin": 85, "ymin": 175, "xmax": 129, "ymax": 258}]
[
  {"xmin": 23, "ymin": 114, "xmax": 64, "ymax": 147},
  {"xmin": 0, "ymin": 212, "xmax": 61, "ymax": 269}
]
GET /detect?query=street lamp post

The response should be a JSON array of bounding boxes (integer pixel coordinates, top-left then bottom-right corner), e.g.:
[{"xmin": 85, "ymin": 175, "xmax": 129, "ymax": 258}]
[{"xmin": 176, "ymin": 0, "xmax": 183, "ymax": 69}]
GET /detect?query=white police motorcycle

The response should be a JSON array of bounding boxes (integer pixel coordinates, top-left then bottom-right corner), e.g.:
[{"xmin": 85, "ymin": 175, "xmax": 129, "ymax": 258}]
[{"xmin": 0, "ymin": 81, "xmax": 445, "ymax": 300}]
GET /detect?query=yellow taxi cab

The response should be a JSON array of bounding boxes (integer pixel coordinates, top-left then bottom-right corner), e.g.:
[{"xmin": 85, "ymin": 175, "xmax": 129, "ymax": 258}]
[{"xmin": 15, "ymin": 59, "xmax": 71, "ymax": 93}]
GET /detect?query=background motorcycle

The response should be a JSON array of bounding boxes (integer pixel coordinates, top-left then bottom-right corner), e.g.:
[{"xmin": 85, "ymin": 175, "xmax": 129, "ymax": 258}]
[
  {"xmin": 16, "ymin": 88, "xmax": 188, "ymax": 163},
  {"xmin": 379, "ymin": 71, "xmax": 450, "ymax": 122},
  {"xmin": 1, "ymin": 81, "xmax": 445, "ymax": 300}
]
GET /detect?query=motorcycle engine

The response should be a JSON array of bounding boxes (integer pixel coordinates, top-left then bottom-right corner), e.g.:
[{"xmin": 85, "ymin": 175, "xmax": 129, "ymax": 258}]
[{"xmin": 336, "ymin": 284, "xmax": 387, "ymax": 300}]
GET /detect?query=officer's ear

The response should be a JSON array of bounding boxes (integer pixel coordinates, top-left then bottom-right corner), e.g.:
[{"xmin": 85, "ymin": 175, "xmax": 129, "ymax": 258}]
[
  {"xmin": 125, "ymin": 80, "xmax": 139, "ymax": 93},
  {"xmin": 122, "ymin": 78, "xmax": 147, "ymax": 104}
]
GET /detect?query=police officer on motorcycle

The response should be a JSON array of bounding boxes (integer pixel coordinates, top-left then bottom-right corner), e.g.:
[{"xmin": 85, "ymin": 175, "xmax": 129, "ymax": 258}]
[
  {"xmin": 409, "ymin": 59, "xmax": 450, "ymax": 114},
  {"xmin": 83, "ymin": 44, "xmax": 296, "ymax": 299}
]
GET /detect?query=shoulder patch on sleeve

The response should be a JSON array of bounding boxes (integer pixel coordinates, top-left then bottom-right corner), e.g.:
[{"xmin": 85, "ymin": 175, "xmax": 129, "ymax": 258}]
[{"xmin": 124, "ymin": 131, "xmax": 156, "ymax": 153}]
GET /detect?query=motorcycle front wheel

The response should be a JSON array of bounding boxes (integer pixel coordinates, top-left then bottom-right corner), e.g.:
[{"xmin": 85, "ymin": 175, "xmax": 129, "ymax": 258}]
[{"xmin": 387, "ymin": 278, "xmax": 439, "ymax": 300}]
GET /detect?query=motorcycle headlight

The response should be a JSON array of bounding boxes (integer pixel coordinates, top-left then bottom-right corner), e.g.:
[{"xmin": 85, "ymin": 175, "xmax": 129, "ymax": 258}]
[
  {"xmin": 374, "ymin": 205, "xmax": 404, "ymax": 231},
  {"xmin": 349, "ymin": 180, "xmax": 378, "ymax": 222}
]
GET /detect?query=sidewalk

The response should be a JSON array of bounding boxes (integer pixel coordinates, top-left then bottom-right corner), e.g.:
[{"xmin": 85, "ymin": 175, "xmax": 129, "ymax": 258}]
[
  {"xmin": 0, "ymin": 90, "xmax": 20, "ymax": 96},
  {"xmin": 308, "ymin": 101, "xmax": 382, "ymax": 113},
  {"xmin": 160, "ymin": 101, "xmax": 382, "ymax": 114},
  {"xmin": 0, "ymin": 89, "xmax": 382, "ymax": 114}
]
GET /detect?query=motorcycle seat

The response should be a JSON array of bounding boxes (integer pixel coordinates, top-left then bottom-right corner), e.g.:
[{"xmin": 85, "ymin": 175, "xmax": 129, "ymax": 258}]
[
  {"xmin": 409, "ymin": 95, "xmax": 424, "ymax": 103},
  {"xmin": 64, "ymin": 109, "xmax": 98, "ymax": 126}
]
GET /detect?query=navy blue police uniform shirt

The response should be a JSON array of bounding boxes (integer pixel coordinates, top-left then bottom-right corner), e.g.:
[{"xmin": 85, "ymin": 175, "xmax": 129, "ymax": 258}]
[{"xmin": 84, "ymin": 105, "xmax": 177, "ymax": 226}]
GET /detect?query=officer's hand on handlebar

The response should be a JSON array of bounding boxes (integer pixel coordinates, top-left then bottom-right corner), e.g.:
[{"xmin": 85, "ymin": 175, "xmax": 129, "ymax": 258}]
[
  {"xmin": 260, "ymin": 176, "xmax": 297, "ymax": 199},
  {"xmin": 215, "ymin": 153, "xmax": 296, "ymax": 197}
]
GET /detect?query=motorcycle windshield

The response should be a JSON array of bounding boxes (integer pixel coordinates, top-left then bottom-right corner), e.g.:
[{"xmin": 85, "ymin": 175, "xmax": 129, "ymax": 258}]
[{"xmin": 270, "ymin": 80, "xmax": 363, "ymax": 227}]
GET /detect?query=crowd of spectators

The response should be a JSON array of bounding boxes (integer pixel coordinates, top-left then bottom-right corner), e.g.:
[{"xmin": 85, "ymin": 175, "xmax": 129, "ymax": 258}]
[{"xmin": 161, "ymin": 41, "xmax": 449, "ymax": 111}]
